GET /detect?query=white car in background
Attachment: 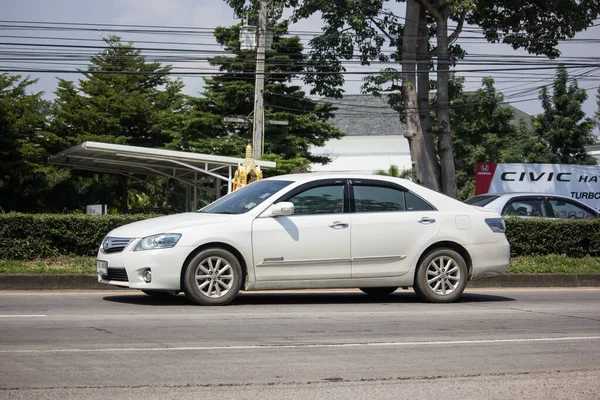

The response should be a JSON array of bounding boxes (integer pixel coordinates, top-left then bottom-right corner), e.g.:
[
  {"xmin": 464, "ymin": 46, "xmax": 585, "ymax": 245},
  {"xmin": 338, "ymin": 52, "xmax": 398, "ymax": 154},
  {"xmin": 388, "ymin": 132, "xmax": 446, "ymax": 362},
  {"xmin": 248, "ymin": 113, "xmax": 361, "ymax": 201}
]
[
  {"xmin": 96, "ymin": 174, "xmax": 510, "ymax": 305},
  {"xmin": 465, "ymin": 193, "xmax": 599, "ymax": 219}
]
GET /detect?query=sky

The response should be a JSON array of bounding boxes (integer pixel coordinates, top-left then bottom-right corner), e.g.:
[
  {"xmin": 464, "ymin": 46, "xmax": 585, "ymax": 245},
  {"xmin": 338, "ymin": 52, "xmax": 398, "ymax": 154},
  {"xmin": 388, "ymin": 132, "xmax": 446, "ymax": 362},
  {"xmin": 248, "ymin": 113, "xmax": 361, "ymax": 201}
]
[{"xmin": 3, "ymin": 0, "xmax": 600, "ymax": 134}]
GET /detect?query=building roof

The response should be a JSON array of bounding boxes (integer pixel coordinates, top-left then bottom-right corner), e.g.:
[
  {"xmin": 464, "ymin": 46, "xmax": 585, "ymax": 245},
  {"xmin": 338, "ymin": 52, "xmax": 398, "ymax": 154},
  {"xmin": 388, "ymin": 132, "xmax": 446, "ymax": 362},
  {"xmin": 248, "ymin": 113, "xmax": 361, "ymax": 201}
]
[
  {"xmin": 323, "ymin": 94, "xmax": 532, "ymax": 136},
  {"xmin": 324, "ymin": 95, "xmax": 405, "ymax": 136}
]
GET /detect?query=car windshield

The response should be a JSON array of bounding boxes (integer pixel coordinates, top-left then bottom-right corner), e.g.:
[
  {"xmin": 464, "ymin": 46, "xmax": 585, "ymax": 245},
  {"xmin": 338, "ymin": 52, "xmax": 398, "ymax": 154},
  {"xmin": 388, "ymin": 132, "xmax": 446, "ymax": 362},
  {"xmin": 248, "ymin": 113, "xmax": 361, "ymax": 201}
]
[
  {"xmin": 464, "ymin": 195, "xmax": 499, "ymax": 207},
  {"xmin": 199, "ymin": 180, "xmax": 292, "ymax": 215}
]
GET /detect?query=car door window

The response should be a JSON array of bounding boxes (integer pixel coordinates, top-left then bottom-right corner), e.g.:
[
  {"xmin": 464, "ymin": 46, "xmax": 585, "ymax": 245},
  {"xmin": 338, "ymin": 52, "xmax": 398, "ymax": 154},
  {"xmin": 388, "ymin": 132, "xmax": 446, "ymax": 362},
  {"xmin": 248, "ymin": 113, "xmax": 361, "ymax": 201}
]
[
  {"xmin": 353, "ymin": 185, "xmax": 406, "ymax": 212},
  {"xmin": 405, "ymin": 191, "xmax": 435, "ymax": 211},
  {"xmin": 505, "ymin": 199, "xmax": 545, "ymax": 217},
  {"xmin": 548, "ymin": 199, "xmax": 595, "ymax": 219},
  {"xmin": 287, "ymin": 185, "xmax": 344, "ymax": 215}
]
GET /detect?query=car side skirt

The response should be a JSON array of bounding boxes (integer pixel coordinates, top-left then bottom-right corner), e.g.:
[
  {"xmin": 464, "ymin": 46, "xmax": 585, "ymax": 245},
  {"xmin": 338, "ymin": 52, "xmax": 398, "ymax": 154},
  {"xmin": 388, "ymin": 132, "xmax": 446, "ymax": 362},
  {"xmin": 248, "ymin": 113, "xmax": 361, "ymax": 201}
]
[{"xmin": 245, "ymin": 275, "xmax": 415, "ymax": 291}]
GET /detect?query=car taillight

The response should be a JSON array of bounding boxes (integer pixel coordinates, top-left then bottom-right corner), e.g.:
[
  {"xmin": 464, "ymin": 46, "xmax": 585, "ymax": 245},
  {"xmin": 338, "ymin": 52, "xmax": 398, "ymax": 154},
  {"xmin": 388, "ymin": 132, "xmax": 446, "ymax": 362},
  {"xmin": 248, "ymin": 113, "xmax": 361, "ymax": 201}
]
[{"xmin": 485, "ymin": 218, "xmax": 506, "ymax": 233}]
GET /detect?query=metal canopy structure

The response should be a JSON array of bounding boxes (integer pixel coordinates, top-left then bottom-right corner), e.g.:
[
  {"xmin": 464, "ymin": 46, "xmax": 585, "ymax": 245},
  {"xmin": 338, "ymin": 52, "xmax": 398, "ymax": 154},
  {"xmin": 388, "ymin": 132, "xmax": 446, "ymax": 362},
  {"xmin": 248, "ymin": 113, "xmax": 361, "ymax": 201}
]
[{"xmin": 49, "ymin": 141, "xmax": 276, "ymax": 211}]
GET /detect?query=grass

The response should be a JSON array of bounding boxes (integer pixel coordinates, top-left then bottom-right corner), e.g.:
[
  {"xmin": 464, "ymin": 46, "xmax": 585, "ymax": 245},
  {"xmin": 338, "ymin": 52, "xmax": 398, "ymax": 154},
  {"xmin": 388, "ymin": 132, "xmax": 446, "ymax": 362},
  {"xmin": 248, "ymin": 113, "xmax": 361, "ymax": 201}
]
[
  {"xmin": 0, "ymin": 256, "xmax": 96, "ymax": 275},
  {"xmin": 507, "ymin": 254, "xmax": 600, "ymax": 274},
  {"xmin": 0, "ymin": 255, "xmax": 599, "ymax": 275}
]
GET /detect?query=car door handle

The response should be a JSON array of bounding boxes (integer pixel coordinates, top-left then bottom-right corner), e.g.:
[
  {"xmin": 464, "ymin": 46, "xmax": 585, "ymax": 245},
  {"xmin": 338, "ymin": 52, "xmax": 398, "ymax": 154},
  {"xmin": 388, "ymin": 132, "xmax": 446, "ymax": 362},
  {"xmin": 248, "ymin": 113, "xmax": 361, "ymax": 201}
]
[
  {"xmin": 329, "ymin": 221, "xmax": 349, "ymax": 229},
  {"xmin": 418, "ymin": 217, "xmax": 436, "ymax": 224}
]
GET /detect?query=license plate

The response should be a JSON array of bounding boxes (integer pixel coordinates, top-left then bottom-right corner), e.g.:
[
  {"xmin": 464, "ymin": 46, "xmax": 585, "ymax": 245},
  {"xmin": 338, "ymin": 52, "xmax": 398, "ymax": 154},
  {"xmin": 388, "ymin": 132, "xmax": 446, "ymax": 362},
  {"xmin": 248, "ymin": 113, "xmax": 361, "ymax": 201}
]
[{"xmin": 96, "ymin": 260, "xmax": 108, "ymax": 275}]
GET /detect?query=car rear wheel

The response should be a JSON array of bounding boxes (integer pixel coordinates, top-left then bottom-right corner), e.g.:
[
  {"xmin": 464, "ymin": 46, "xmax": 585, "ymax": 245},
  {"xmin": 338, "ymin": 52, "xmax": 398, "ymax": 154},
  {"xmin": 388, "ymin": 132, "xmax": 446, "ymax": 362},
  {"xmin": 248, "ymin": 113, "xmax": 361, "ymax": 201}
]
[
  {"xmin": 183, "ymin": 248, "xmax": 242, "ymax": 306},
  {"xmin": 359, "ymin": 287, "xmax": 398, "ymax": 297},
  {"xmin": 413, "ymin": 248, "xmax": 467, "ymax": 303}
]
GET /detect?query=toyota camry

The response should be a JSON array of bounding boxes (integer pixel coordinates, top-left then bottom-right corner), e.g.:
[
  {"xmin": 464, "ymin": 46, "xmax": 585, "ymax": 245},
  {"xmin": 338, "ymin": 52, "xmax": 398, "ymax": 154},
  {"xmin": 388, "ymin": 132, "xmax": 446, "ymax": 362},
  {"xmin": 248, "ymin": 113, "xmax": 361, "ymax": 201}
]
[{"xmin": 96, "ymin": 174, "xmax": 510, "ymax": 305}]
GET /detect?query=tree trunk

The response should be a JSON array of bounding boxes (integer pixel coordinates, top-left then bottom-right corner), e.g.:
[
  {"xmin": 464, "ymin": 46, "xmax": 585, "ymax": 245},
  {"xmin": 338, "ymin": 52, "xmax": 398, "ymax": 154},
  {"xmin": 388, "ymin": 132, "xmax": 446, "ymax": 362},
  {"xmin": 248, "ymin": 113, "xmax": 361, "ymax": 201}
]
[
  {"xmin": 435, "ymin": 9, "xmax": 457, "ymax": 198},
  {"xmin": 417, "ymin": 6, "xmax": 440, "ymax": 186},
  {"xmin": 402, "ymin": 0, "xmax": 440, "ymax": 191}
]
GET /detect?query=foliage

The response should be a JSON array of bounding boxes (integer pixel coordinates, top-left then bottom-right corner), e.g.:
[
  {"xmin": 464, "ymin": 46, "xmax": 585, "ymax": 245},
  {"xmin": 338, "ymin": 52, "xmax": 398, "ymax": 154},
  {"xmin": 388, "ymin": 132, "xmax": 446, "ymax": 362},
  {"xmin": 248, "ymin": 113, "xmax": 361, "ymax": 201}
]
[
  {"xmin": 0, "ymin": 213, "xmax": 159, "ymax": 260},
  {"xmin": 504, "ymin": 217, "xmax": 600, "ymax": 258},
  {"xmin": 52, "ymin": 36, "xmax": 188, "ymax": 148},
  {"xmin": 523, "ymin": 66, "xmax": 597, "ymax": 165},
  {"xmin": 49, "ymin": 36, "xmax": 190, "ymax": 211},
  {"xmin": 507, "ymin": 254, "xmax": 600, "ymax": 274},
  {"xmin": 2, "ymin": 212, "xmax": 599, "ymax": 260},
  {"xmin": 0, "ymin": 74, "xmax": 70, "ymax": 212},
  {"xmin": 174, "ymin": 24, "xmax": 344, "ymax": 173},
  {"xmin": 373, "ymin": 165, "xmax": 414, "ymax": 180},
  {"xmin": 450, "ymin": 77, "xmax": 533, "ymax": 199},
  {"xmin": 0, "ymin": 257, "xmax": 96, "ymax": 275}
]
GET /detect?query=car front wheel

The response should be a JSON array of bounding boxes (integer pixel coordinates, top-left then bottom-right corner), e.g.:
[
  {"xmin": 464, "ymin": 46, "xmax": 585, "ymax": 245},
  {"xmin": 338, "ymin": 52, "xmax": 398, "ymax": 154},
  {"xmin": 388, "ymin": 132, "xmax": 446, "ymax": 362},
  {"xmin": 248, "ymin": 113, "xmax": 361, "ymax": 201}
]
[
  {"xmin": 413, "ymin": 248, "xmax": 468, "ymax": 303},
  {"xmin": 183, "ymin": 248, "xmax": 242, "ymax": 306}
]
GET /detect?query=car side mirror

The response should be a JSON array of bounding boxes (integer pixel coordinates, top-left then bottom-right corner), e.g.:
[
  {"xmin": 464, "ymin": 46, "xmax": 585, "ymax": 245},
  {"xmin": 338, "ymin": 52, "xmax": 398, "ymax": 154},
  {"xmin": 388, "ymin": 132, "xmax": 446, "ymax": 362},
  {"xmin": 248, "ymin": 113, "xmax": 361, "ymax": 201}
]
[{"xmin": 270, "ymin": 202, "xmax": 294, "ymax": 217}]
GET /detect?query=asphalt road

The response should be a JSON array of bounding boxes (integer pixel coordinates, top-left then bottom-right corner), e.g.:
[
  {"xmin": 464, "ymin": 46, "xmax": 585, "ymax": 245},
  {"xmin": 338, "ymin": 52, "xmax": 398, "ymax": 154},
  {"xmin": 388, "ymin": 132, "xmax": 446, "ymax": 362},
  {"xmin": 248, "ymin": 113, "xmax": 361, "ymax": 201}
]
[{"xmin": 1, "ymin": 288, "xmax": 599, "ymax": 399}]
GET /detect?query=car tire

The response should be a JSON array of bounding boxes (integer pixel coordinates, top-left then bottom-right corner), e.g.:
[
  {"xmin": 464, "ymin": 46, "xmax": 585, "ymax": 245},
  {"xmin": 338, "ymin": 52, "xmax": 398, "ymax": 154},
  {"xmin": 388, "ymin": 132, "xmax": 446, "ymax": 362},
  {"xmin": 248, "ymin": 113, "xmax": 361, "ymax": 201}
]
[
  {"xmin": 359, "ymin": 287, "xmax": 398, "ymax": 297},
  {"xmin": 141, "ymin": 290, "xmax": 179, "ymax": 297},
  {"xmin": 413, "ymin": 248, "xmax": 468, "ymax": 303},
  {"xmin": 183, "ymin": 248, "xmax": 242, "ymax": 306}
]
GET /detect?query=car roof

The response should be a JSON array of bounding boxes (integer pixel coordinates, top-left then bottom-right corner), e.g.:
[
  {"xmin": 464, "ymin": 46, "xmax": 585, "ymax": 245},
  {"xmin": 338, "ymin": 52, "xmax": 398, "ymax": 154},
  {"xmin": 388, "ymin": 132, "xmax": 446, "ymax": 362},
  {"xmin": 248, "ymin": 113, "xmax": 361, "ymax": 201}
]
[
  {"xmin": 264, "ymin": 173, "xmax": 476, "ymax": 212},
  {"xmin": 265, "ymin": 172, "xmax": 412, "ymax": 184},
  {"xmin": 475, "ymin": 192, "xmax": 578, "ymax": 200}
]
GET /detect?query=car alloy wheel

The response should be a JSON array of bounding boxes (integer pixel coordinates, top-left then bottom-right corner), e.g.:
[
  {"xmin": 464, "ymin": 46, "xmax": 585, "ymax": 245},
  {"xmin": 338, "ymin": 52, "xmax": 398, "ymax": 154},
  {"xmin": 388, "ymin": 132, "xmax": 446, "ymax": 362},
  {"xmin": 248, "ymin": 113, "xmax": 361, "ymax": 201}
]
[
  {"xmin": 426, "ymin": 255, "xmax": 461, "ymax": 296},
  {"xmin": 183, "ymin": 248, "xmax": 242, "ymax": 306},
  {"xmin": 194, "ymin": 256, "xmax": 234, "ymax": 298},
  {"xmin": 414, "ymin": 248, "xmax": 467, "ymax": 303}
]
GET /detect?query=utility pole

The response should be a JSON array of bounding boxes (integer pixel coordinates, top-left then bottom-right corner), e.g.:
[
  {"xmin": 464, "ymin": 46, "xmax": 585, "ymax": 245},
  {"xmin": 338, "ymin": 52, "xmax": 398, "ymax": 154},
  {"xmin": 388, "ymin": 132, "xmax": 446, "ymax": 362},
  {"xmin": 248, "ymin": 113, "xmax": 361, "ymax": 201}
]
[{"xmin": 252, "ymin": 0, "xmax": 268, "ymax": 160}]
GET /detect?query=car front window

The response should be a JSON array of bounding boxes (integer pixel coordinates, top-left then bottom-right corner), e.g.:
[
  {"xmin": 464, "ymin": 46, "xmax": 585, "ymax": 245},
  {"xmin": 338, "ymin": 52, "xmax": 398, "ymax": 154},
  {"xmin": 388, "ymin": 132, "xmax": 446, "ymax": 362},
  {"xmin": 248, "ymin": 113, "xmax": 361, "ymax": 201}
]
[
  {"xmin": 199, "ymin": 180, "xmax": 292, "ymax": 215},
  {"xmin": 504, "ymin": 199, "xmax": 544, "ymax": 217},
  {"xmin": 288, "ymin": 185, "xmax": 344, "ymax": 215}
]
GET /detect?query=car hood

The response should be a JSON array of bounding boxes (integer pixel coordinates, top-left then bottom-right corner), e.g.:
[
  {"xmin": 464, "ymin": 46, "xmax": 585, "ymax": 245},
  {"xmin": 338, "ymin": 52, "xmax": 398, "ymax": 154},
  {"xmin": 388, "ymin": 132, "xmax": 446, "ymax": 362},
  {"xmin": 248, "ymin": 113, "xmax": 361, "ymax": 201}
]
[{"xmin": 107, "ymin": 212, "xmax": 232, "ymax": 238}]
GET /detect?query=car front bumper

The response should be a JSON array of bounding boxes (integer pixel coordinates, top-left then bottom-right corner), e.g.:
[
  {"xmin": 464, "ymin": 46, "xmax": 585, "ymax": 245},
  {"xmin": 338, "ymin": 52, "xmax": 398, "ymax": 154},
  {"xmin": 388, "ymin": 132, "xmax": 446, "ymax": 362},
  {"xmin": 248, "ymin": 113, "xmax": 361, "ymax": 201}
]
[{"xmin": 96, "ymin": 243, "xmax": 191, "ymax": 290}]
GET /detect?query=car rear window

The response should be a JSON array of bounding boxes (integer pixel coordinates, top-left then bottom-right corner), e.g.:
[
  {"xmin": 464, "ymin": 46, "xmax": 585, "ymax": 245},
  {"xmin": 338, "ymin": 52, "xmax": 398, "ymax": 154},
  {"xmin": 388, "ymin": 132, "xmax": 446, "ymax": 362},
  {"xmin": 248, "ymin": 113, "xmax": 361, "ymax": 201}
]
[{"xmin": 464, "ymin": 195, "xmax": 499, "ymax": 207}]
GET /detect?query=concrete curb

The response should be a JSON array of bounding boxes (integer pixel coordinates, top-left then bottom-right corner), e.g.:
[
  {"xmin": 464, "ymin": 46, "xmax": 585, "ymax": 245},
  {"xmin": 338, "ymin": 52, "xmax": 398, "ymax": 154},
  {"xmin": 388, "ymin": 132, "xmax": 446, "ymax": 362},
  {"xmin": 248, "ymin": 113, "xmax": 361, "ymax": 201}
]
[{"xmin": 0, "ymin": 274, "xmax": 599, "ymax": 291}]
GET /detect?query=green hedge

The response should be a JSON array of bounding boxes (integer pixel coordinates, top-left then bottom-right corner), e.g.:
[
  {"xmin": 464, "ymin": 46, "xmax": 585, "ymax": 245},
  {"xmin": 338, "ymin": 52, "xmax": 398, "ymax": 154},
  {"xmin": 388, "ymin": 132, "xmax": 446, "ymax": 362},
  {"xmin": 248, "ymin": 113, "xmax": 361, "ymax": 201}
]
[
  {"xmin": 505, "ymin": 217, "xmax": 600, "ymax": 257},
  {"xmin": 0, "ymin": 213, "xmax": 159, "ymax": 260},
  {"xmin": 0, "ymin": 213, "xmax": 599, "ymax": 260}
]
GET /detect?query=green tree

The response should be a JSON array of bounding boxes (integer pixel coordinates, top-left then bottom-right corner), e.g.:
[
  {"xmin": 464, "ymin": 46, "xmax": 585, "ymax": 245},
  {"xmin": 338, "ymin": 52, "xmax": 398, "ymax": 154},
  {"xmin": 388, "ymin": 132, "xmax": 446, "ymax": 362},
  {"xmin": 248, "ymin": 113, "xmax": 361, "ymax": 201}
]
[
  {"xmin": 51, "ymin": 36, "xmax": 190, "ymax": 210},
  {"xmin": 176, "ymin": 23, "xmax": 343, "ymax": 173},
  {"xmin": 227, "ymin": 0, "xmax": 600, "ymax": 197},
  {"xmin": 0, "ymin": 73, "xmax": 70, "ymax": 212},
  {"xmin": 526, "ymin": 66, "xmax": 597, "ymax": 165},
  {"xmin": 450, "ymin": 77, "xmax": 531, "ymax": 199},
  {"xmin": 374, "ymin": 164, "xmax": 414, "ymax": 179}
]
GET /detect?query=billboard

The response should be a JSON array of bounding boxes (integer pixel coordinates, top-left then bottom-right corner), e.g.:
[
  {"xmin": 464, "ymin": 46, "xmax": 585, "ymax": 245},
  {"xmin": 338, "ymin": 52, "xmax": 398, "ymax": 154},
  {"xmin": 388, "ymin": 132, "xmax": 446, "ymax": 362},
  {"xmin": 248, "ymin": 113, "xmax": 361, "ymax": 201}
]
[{"xmin": 475, "ymin": 163, "xmax": 600, "ymax": 210}]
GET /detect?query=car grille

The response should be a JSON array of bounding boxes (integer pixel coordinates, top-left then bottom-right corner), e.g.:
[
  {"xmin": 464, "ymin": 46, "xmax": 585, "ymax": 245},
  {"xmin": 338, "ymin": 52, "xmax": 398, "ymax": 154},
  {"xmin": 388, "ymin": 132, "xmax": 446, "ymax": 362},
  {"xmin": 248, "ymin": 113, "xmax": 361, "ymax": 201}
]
[
  {"xmin": 103, "ymin": 268, "xmax": 129, "ymax": 282},
  {"xmin": 102, "ymin": 237, "xmax": 134, "ymax": 253}
]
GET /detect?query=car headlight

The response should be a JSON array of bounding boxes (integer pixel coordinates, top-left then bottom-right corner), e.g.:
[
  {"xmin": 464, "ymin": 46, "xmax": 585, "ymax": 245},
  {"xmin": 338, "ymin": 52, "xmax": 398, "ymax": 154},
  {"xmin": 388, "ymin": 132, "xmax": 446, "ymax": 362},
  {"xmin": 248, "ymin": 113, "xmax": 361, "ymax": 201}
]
[{"xmin": 134, "ymin": 233, "xmax": 182, "ymax": 251}]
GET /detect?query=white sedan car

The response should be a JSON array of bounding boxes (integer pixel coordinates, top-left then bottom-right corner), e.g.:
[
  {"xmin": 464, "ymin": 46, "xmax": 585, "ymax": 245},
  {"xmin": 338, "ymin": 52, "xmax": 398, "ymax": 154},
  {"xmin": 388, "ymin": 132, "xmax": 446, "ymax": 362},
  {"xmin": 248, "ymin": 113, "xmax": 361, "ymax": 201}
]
[{"xmin": 97, "ymin": 174, "xmax": 510, "ymax": 305}]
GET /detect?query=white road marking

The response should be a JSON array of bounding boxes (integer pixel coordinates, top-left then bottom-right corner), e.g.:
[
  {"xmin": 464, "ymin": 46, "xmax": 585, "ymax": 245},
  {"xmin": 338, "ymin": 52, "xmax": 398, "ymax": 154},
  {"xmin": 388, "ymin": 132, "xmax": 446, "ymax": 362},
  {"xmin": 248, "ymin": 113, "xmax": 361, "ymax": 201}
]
[
  {"xmin": 1, "ymin": 336, "xmax": 599, "ymax": 354},
  {"xmin": 0, "ymin": 315, "xmax": 47, "ymax": 318}
]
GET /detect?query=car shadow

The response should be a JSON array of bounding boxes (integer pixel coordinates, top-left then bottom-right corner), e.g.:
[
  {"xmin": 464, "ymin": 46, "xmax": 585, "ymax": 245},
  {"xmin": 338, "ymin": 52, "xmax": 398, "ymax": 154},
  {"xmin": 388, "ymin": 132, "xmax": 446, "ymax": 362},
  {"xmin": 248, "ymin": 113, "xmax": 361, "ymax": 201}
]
[{"xmin": 103, "ymin": 290, "xmax": 515, "ymax": 306}]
